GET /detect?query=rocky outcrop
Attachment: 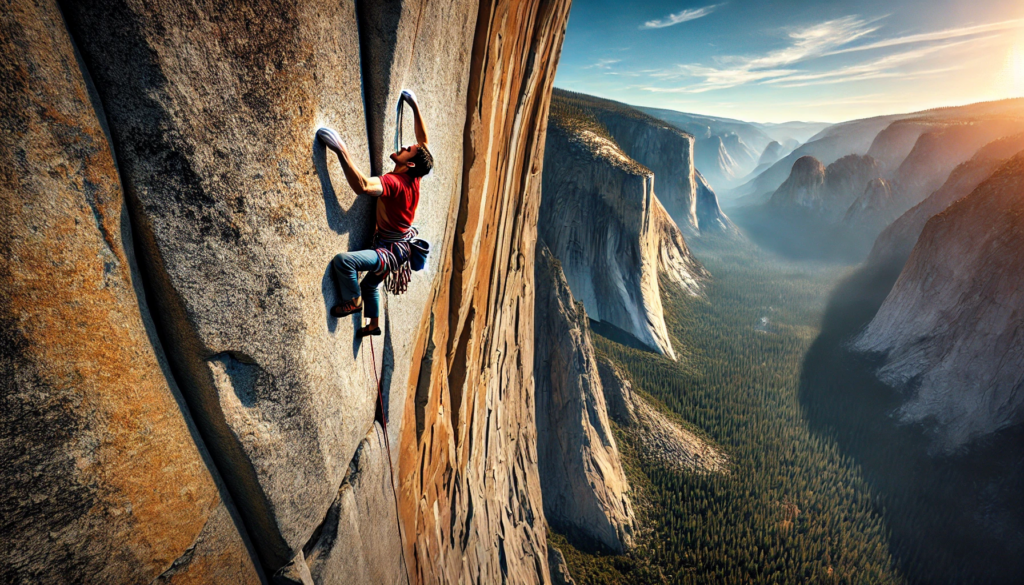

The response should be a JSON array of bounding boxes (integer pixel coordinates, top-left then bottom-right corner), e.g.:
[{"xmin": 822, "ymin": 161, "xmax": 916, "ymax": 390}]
[
  {"xmin": 0, "ymin": 2, "xmax": 260, "ymax": 582},
  {"xmin": 547, "ymin": 545, "xmax": 578, "ymax": 585},
  {"xmin": 534, "ymin": 245, "xmax": 636, "ymax": 553},
  {"xmin": 5, "ymin": 0, "xmax": 572, "ymax": 582},
  {"xmin": 868, "ymin": 132, "xmax": 1024, "ymax": 268},
  {"xmin": 843, "ymin": 178, "xmax": 897, "ymax": 231},
  {"xmin": 758, "ymin": 140, "xmax": 784, "ymax": 167},
  {"xmin": 853, "ymin": 152, "xmax": 1024, "ymax": 451},
  {"xmin": 768, "ymin": 154, "xmax": 879, "ymax": 222},
  {"xmin": 768, "ymin": 155, "xmax": 826, "ymax": 211},
  {"xmin": 597, "ymin": 359, "xmax": 726, "ymax": 473},
  {"xmin": 397, "ymin": 1, "xmax": 572, "ymax": 583},
  {"xmin": 540, "ymin": 109, "xmax": 707, "ymax": 358}
]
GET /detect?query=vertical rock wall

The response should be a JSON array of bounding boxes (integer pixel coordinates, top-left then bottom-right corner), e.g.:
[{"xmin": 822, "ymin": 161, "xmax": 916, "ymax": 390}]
[
  {"xmin": 398, "ymin": 0, "xmax": 572, "ymax": 582},
  {"xmin": 0, "ymin": 1, "xmax": 260, "ymax": 582},
  {"xmin": 4, "ymin": 0, "xmax": 572, "ymax": 583},
  {"xmin": 534, "ymin": 246, "xmax": 635, "ymax": 553}
]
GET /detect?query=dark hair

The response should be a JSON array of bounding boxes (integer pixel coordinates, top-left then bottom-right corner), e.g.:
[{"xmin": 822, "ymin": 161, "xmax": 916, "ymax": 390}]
[{"xmin": 408, "ymin": 144, "xmax": 434, "ymax": 178}]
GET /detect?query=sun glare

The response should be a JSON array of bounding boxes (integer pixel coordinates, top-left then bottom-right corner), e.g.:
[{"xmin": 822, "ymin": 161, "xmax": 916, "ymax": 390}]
[{"xmin": 1014, "ymin": 42, "xmax": 1024, "ymax": 95}]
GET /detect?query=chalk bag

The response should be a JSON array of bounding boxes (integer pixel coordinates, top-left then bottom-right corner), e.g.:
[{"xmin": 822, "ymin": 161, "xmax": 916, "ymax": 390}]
[{"xmin": 410, "ymin": 239, "xmax": 430, "ymax": 271}]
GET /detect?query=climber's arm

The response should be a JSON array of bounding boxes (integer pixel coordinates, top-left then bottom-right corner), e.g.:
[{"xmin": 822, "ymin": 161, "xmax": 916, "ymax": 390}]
[
  {"xmin": 317, "ymin": 128, "xmax": 383, "ymax": 196},
  {"xmin": 402, "ymin": 90, "xmax": 428, "ymax": 146}
]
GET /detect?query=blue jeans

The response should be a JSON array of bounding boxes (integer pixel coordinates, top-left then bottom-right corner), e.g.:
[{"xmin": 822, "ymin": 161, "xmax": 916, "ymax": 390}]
[{"xmin": 332, "ymin": 250, "xmax": 384, "ymax": 318}]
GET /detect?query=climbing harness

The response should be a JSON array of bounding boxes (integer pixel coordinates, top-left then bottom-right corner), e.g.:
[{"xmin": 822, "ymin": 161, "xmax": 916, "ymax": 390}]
[{"xmin": 372, "ymin": 226, "xmax": 417, "ymax": 295}]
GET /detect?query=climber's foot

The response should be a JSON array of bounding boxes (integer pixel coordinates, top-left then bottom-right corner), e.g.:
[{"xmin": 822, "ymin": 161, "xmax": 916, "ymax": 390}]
[
  {"xmin": 331, "ymin": 297, "xmax": 362, "ymax": 318},
  {"xmin": 356, "ymin": 325, "xmax": 381, "ymax": 338}
]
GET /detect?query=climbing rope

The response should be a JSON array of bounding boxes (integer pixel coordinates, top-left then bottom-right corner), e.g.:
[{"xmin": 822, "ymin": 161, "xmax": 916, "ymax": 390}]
[{"xmin": 366, "ymin": 290, "xmax": 412, "ymax": 585}]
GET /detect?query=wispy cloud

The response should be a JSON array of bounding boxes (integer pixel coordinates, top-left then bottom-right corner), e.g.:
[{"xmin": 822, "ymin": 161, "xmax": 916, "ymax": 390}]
[
  {"xmin": 584, "ymin": 58, "xmax": 622, "ymax": 70},
  {"xmin": 640, "ymin": 15, "xmax": 1013, "ymax": 93},
  {"xmin": 826, "ymin": 18, "xmax": 1024, "ymax": 56},
  {"xmin": 641, "ymin": 4, "xmax": 721, "ymax": 30}
]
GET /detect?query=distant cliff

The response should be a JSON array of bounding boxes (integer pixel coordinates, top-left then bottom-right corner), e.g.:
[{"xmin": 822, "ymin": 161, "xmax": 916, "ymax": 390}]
[
  {"xmin": 768, "ymin": 154, "xmax": 879, "ymax": 222},
  {"xmin": 868, "ymin": 132, "xmax": 1024, "ymax": 269},
  {"xmin": 1, "ymin": 0, "xmax": 572, "ymax": 583},
  {"xmin": 540, "ymin": 101, "xmax": 707, "ymax": 359},
  {"xmin": 854, "ymin": 152, "xmax": 1024, "ymax": 451},
  {"xmin": 552, "ymin": 90, "xmax": 734, "ymax": 235}
]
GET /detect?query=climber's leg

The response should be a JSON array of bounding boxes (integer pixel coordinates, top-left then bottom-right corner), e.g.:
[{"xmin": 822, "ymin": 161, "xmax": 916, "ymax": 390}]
[
  {"xmin": 359, "ymin": 270, "xmax": 385, "ymax": 332},
  {"xmin": 331, "ymin": 250, "xmax": 381, "ymax": 317}
]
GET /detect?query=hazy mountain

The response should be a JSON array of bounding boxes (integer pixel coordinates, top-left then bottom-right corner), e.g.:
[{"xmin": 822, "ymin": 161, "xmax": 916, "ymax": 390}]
[
  {"xmin": 733, "ymin": 98, "xmax": 1024, "ymax": 205},
  {"xmin": 868, "ymin": 132, "xmax": 1024, "ymax": 269},
  {"xmin": 768, "ymin": 154, "xmax": 880, "ymax": 222}
]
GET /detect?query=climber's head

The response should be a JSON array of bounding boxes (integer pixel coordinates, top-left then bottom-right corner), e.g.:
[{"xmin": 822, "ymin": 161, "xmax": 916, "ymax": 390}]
[{"xmin": 391, "ymin": 143, "xmax": 433, "ymax": 178}]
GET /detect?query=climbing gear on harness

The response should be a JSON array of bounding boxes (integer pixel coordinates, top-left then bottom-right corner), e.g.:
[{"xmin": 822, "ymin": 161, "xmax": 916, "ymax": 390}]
[
  {"xmin": 372, "ymin": 226, "xmax": 417, "ymax": 296},
  {"xmin": 356, "ymin": 325, "xmax": 381, "ymax": 338},
  {"xmin": 331, "ymin": 297, "xmax": 362, "ymax": 318},
  {"xmin": 409, "ymin": 239, "xmax": 430, "ymax": 271}
]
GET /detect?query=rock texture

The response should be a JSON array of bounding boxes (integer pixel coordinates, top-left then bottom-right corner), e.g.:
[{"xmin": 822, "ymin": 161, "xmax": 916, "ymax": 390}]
[
  {"xmin": 0, "ymin": 1, "xmax": 260, "ymax": 582},
  {"xmin": 597, "ymin": 358, "xmax": 726, "ymax": 473},
  {"xmin": 397, "ymin": 1, "xmax": 572, "ymax": 583},
  {"xmin": 868, "ymin": 132, "xmax": 1024, "ymax": 268},
  {"xmin": 540, "ymin": 108, "xmax": 706, "ymax": 358},
  {"xmin": 853, "ymin": 152, "xmax": 1024, "ymax": 450},
  {"xmin": 547, "ymin": 545, "xmax": 578, "ymax": 585},
  {"xmin": 5, "ymin": 0, "xmax": 573, "ymax": 583},
  {"xmin": 534, "ymin": 246, "xmax": 636, "ymax": 553}
]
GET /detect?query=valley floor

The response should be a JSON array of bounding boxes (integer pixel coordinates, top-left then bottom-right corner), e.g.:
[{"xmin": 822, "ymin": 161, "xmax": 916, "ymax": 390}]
[{"xmin": 553, "ymin": 222, "xmax": 1023, "ymax": 584}]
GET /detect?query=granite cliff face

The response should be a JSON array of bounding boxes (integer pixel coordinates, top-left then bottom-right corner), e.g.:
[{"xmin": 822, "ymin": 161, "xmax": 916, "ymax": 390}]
[
  {"xmin": 540, "ymin": 108, "xmax": 707, "ymax": 359},
  {"xmin": 396, "ymin": 1, "xmax": 572, "ymax": 582},
  {"xmin": 868, "ymin": 133, "xmax": 1024, "ymax": 268},
  {"xmin": 853, "ymin": 152, "xmax": 1024, "ymax": 451},
  {"xmin": 0, "ymin": 3, "xmax": 260, "ymax": 582},
  {"xmin": 534, "ymin": 246, "xmax": 636, "ymax": 553},
  {"xmin": 2, "ymin": 0, "xmax": 572, "ymax": 582}
]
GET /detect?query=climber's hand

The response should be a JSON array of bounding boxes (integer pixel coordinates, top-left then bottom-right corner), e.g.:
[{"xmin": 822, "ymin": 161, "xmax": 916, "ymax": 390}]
[
  {"xmin": 317, "ymin": 127, "xmax": 346, "ymax": 154},
  {"xmin": 401, "ymin": 89, "xmax": 418, "ymax": 107}
]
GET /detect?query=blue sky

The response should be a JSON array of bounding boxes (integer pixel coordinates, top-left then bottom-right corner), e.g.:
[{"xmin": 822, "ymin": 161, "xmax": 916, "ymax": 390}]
[{"xmin": 555, "ymin": 0, "xmax": 1024, "ymax": 123}]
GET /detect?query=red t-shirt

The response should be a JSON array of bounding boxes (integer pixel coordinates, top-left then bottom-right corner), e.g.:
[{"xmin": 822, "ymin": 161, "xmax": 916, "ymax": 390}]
[{"xmin": 377, "ymin": 172, "xmax": 420, "ymax": 233}]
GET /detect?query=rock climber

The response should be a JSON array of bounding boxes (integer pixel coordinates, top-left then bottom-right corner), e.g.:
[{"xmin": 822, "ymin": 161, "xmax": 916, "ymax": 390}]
[{"xmin": 318, "ymin": 89, "xmax": 433, "ymax": 337}]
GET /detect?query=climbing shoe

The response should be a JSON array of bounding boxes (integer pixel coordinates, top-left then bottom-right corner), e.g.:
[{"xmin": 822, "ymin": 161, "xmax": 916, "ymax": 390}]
[
  {"xmin": 331, "ymin": 298, "xmax": 362, "ymax": 318},
  {"xmin": 356, "ymin": 325, "xmax": 381, "ymax": 338}
]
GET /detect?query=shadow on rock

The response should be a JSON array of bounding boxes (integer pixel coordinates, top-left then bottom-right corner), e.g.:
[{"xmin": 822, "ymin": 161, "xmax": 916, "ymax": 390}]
[{"xmin": 799, "ymin": 261, "xmax": 1024, "ymax": 584}]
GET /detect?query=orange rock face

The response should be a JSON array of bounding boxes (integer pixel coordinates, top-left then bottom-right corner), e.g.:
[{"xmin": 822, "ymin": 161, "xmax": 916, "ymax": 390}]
[
  {"xmin": 398, "ymin": 0, "xmax": 572, "ymax": 582},
  {"xmin": 0, "ymin": 1, "xmax": 259, "ymax": 583}
]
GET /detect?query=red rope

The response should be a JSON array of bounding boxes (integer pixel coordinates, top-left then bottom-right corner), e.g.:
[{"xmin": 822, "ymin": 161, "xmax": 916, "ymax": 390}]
[{"xmin": 367, "ymin": 291, "xmax": 412, "ymax": 584}]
